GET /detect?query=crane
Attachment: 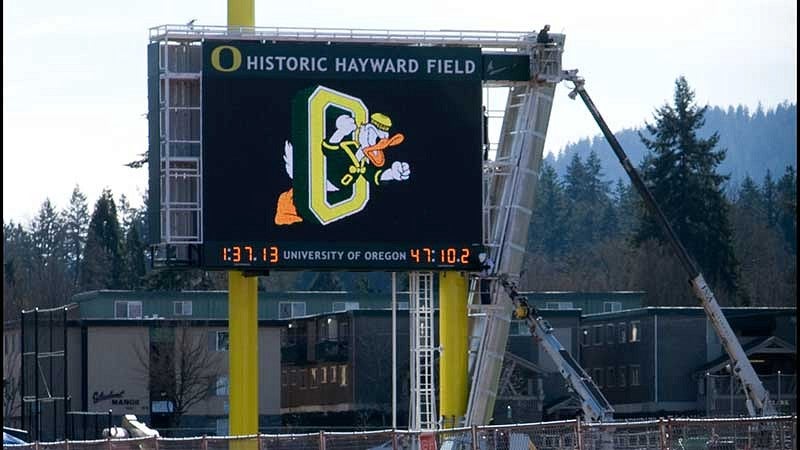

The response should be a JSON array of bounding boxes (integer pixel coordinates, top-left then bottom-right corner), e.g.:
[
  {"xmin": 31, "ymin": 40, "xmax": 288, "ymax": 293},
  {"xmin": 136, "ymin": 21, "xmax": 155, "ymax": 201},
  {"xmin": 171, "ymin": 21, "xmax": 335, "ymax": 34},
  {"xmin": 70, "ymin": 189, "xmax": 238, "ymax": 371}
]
[
  {"xmin": 498, "ymin": 275, "xmax": 614, "ymax": 422},
  {"xmin": 563, "ymin": 72, "xmax": 778, "ymax": 417}
]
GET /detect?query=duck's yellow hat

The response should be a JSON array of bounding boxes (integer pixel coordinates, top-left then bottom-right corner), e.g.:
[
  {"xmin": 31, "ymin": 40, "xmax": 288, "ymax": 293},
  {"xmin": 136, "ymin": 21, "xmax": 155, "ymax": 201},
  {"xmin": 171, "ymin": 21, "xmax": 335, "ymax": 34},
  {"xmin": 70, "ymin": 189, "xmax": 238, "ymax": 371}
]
[{"xmin": 370, "ymin": 113, "xmax": 392, "ymax": 132}]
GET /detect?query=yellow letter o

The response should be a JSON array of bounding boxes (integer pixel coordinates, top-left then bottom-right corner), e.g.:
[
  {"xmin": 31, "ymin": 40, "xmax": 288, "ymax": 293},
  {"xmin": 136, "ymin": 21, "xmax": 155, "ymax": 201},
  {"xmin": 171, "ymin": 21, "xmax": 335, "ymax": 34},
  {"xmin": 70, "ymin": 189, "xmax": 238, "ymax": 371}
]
[{"xmin": 210, "ymin": 45, "xmax": 242, "ymax": 72}]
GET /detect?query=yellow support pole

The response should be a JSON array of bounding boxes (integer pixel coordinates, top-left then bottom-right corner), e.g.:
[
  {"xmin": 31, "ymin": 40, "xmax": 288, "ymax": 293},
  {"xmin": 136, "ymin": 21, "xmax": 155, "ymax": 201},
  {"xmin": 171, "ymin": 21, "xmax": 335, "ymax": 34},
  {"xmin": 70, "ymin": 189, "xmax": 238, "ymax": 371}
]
[
  {"xmin": 228, "ymin": 0, "xmax": 255, "ymax": 28},
  {"xmin": 439, "ymin": 271, "xmax": 469, "ymax": 428},
  {"xmin": 227, "ymin": 1, "xmax": 256, "ymax": 442},
  {"xmin": 228, "ymin": 271, "xmax": 258, "ymax": 437}
]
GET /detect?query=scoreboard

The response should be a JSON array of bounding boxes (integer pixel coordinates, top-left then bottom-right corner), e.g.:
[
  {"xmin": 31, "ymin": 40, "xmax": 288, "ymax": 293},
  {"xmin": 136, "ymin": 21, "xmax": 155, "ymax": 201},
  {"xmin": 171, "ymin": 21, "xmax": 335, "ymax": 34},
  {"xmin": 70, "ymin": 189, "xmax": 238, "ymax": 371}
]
[
  {"xmin": 147, "ymin": 37, "xmax": 535, "ymax": 271},
  {"xmin": 199, "ymin": 41, "xmax": 484, "ymax": 270}
]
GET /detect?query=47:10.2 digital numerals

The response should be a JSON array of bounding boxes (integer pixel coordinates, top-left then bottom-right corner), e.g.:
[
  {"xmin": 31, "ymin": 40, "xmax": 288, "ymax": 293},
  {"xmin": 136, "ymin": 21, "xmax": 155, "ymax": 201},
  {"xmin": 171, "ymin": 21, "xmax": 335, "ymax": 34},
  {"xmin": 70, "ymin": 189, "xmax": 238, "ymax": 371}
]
[{"xmin": 410, "ymin": 247, "xmax": 471, "ymax": 265}]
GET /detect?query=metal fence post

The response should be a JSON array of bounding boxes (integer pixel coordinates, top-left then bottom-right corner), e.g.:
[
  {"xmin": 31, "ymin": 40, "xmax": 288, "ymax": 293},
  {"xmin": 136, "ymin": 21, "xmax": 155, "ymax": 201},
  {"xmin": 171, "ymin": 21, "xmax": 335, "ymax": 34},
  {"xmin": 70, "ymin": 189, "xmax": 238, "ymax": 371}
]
[
  {"xmin": 108, "ymin": 409, "xmax": 113, "ymax": 433},
  {"xmin": 202, "ymin": 434, "xmax": 208, "ymax": 450},
  {"xmin": 658, "ymin": 417, "xmax": 668, "ymax": 450},
  {"xmin": 258, "ymin": 432, "xmax": 263, "ymax": 450},
  {"xmin": 319, "ymin": 430, "xmax": 326, "ymax": 450},
  {"xmin": 575, "ymin": 417, "xmax": 583, "ymax": 450},
  {"xmin": 154, "ymin": 434, "xmax": 160, "ymax": 450},
  {"xmin": 107, "ymin": 435, "xmax": 113, "ymax": 450},
  {"xmin": 392, "ymin": 429, "xmax": 398, "ymax": 450},
  {"xmin": 471, "ymin": 425, "xmax": 478, "ymax": 450}
]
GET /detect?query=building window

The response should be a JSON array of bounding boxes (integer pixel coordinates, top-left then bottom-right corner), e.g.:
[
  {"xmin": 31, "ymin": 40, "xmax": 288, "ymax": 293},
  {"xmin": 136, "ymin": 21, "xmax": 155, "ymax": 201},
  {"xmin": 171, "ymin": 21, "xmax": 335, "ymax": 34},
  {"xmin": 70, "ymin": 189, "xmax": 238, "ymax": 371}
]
[
  {"xmin": 509, "ymin": 320, "xmax": 531, "ymax": 336},
  {"xmin": 216, "ymin": 376, "xmax": 229, "ymax": 396},
  {"xmin": 630, "ymin": 321, "xmax": 641, "ymax": 342},
  {"xmin": 606, "ymin": 324, "xmax": 615, "ymax": 344},
  {"xmin": 310, "ymin": 368, "xmax": 318, "ymax": 388},
  {"xmin": 618, "ymin": 322, "xmax": 627, "ymax": 343},
  {"xmin": 603, "ymin": 302, "xmax": 622, "ymax": 312},
  {"xmin": 173, "ymin": 301, "xmax": 193, "ymax": 316},
  {"xmin": 114, "ymin": 301, "xmax": 143, "ymax": 319},
  {"xmin": 592, "ymin": 368, "xmax": 603, "ymax": 388},
  {"xmin": 581, "ymin": 328, "xmax": 590, "ymax": 347},
  {"xmin": 338, "ymin": 321, "xmax": 350, "ymax": 340},
  {"xmin": 606, "ymin": 367, "xmax": 615, "ymax": 387},
  {"xmin": 593, "ymin": 325, "xmax": 603, "ymax": 346},
  {"xmin": 332, "ymin": 302, "xmax": 359, "ymax": 312},
  {"xmin": 216, "ymin": 331, "xmax": 229, "ymax": 351},
  {"xmin": 630, "ymin": 365, "xmax": 640, "ymax": 386},
  {"xmin": 321, "ymin": 366, "xmax": 328, "ymax": 384},
  {"xmin": 215, "ymin": 418, "xmax": 228, "ymax": 437},
  {"xmin": 618, "ymin": 366, "xmax": 627, "ymax": 387},
  {"xmin": 279, "ymin": 302, "xmax": 306, "ymax": 319},
  {"xmin": 339, "ymin": 365, "xmax": 348, "ymax": 387},
  {"xmin": 330, "ymin": 366, "xmax": 337, "ymax": 384},
  {"xmin": 545, "ymin": 302, "xmax": 573, "ymax": 310},
  {"xmin": 318, "ymin": 317, "xmax": 339, "ymax": 342}
]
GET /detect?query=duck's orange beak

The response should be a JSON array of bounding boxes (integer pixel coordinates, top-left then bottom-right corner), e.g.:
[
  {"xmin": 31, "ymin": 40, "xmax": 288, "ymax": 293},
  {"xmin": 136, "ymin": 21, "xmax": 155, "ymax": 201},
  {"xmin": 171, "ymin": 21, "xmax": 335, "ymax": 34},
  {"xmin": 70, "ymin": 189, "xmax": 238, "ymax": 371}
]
[{"xmin": 365, "ymin": 133, "xmax": 405, "ymax": 167}]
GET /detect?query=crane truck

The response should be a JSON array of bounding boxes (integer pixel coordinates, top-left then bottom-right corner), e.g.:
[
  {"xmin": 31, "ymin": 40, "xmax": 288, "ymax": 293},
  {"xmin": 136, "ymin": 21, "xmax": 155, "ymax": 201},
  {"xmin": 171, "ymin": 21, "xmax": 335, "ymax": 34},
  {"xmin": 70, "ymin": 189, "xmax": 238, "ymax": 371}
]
[{"xmin": 563, "ymin": 72, "xmax": 777, "ymax": 417}]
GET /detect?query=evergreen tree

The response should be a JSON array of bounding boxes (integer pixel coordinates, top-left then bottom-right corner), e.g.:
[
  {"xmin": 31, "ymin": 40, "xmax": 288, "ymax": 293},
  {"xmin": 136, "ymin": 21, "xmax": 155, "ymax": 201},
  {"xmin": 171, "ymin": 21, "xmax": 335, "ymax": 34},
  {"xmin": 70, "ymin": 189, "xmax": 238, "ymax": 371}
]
[
  {"xmin": 613, "ymin": 179, "xmax": 641, "ymax": 238},
  {"xmin": 563, "ymin": 152, "xmax": 614, "ymax": 249},
  {"xmin": 528, "ymin": 162, "xmax": 566, "ymax": 256},
  {"xmin": 761, "ymin": 170, "xmax": 778, "ymax": 227},
  {"xmin": 636, "ymin": 76, "xmax": 739, "ymax": 296},
  {"xmin": 29, "ymin": 199, "xmax": 73, "ymax": 306},
  {"xmin": 122, "ymin": 220, "xmax": 147, "ymax": 289},
  {"xmin": 3, "ymin": 222, "xmax": 37, "ymax": 314},
  {"xmin": 776, "ymin": 166, "xmax": 797, "ymax": 253},
  {"xmin": 737, "ymin": 175, "xmax": 765, "ymax": 222},
  {"xmin": 62, "ymin": 186, "xmax": 90, "ymax": 286},
  {"xmin": 80, "ymin": 189, "xmax": 124, "ymax": 290},
  {"xmin": 584, "ymin": 150, "xmax": 613, "ymax": 204},
  {"xmin": 563, "ymin": 153, "xmax": 588, "ymax": 202},
  {"xmin": 30, "ymin": 199, "xmax": 66, "ymax": 264}
]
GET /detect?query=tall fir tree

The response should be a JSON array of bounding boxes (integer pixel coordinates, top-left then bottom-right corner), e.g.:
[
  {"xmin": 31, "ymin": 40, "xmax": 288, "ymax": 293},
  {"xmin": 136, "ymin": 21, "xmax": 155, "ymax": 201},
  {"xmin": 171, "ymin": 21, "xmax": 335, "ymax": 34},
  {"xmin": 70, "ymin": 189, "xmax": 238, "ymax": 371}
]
[
  {"xmin": 30, "ymin": 199, "xmax": 73, "ymax": 306},
  {"xmin": 636, "ymin": 76, "xmax": 739, "ymax": 297},
  {"xmin": 30, "ymin": 199, "xmax": 66, "ymax": 264},
  {"xmin": 528, "ymin": 161, "xmax": 566, "ymax": 256},
  {"xmin": 775, "ymin": 166, "xmax": 797, "ymax": 253},
  {"xmin": 613, "ymin": 178, "xmax": 641, "ymax": 238},
  {"xmin": 563, "ymin": 153, "xmax": 588, "ymax": 202},
  {"xmin": 3, "ymin": 222, "xmax": 37, "ymax": 314},
  {"xmin": 63, "ymin": 186, "xmax": 90, "ymax": 286},
  {"xmin": 122, "ymin": 219, "xmax": 147, "ymax": 289},
  {"xmin": 761, "ymin": 170, "xmax": 778, "ymax": 228},
  {"xmin": 563, "ymin": 152, "xmax": 614, "ymax": 249},
  {"xmin": 737, "ymin": 175, "xmax": 765, "ymax": 222},
  {"xmin": 80, "ymin": 189, "xmax": 124, "ymax": 290}
]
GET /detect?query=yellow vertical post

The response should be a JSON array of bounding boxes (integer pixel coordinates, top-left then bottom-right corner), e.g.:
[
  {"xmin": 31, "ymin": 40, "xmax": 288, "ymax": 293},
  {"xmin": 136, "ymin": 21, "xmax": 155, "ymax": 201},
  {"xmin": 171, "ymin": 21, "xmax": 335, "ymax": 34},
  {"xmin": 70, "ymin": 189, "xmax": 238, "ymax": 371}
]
[
  {"xmin": 228, "ymin": 0, "xmax": 255, "ymax": 28},
  {"xmin": 227, "ymin": 0, "xmax": 257, "ymax": 442},
  {"xmin": 228, "ymin": 271, "xmax": 258, "ymax": 437},
  {"xmin": 439, "ymin": 271, "xmax": 469, "ymax": 428}
]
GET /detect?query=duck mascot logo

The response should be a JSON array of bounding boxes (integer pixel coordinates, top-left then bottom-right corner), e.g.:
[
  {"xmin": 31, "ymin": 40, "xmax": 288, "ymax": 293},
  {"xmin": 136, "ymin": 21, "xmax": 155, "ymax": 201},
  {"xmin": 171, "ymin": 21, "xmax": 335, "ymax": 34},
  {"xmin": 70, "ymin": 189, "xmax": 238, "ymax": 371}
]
[{"xmin": 275, "ymin": 86, "xmax": 410, "ymax": 226}]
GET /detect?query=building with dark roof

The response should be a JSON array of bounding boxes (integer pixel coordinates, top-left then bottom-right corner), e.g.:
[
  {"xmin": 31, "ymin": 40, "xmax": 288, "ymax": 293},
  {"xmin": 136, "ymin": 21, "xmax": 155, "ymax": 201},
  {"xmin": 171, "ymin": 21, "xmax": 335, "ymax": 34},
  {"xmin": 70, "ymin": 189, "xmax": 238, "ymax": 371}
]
[{"xmin": 579, "ymin": 307, "xmax": 796, "ymax": 417}]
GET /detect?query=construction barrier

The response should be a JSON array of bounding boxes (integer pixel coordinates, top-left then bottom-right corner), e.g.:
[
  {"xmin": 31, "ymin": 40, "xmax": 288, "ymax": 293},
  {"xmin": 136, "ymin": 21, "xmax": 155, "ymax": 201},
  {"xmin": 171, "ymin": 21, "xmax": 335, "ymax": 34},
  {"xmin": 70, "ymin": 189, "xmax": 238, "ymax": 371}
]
[{"xmin": 6, "ymin": 415, "xmax": 796, "ymax": 450}]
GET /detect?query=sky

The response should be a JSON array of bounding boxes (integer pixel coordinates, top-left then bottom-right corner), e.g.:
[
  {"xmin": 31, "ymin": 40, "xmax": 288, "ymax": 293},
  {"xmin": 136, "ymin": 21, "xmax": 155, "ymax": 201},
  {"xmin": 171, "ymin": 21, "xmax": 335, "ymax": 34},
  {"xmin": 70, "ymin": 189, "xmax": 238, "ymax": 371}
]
[{"xmin": 3, "ymin": 0, "xmax": 797, "ymax": 224}]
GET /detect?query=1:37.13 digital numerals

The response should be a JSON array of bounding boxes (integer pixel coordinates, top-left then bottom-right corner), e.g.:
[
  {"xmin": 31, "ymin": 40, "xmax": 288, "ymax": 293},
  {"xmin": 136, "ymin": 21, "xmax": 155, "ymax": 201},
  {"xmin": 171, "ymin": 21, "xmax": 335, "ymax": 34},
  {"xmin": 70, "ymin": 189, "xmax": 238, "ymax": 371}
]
[{"xmin": 222, "ymin": 245, "xmax": 279, "ymax": 264}]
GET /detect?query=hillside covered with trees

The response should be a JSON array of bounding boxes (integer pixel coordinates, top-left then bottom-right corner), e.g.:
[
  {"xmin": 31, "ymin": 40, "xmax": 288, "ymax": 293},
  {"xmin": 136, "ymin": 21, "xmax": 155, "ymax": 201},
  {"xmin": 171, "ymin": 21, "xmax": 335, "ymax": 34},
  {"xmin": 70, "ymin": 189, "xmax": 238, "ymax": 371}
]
[{"xmin": 547, "ymin": 102, "xmax": 796, "ymax": 187}]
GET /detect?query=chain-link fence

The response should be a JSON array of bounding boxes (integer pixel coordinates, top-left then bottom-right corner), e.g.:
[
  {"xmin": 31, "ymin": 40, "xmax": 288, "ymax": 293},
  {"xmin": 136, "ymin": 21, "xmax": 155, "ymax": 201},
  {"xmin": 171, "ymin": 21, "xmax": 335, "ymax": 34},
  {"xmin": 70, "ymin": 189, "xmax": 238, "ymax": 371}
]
[{"xmin": 6, "ymin": 415, "xmax": 795, "ymax": 449}]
